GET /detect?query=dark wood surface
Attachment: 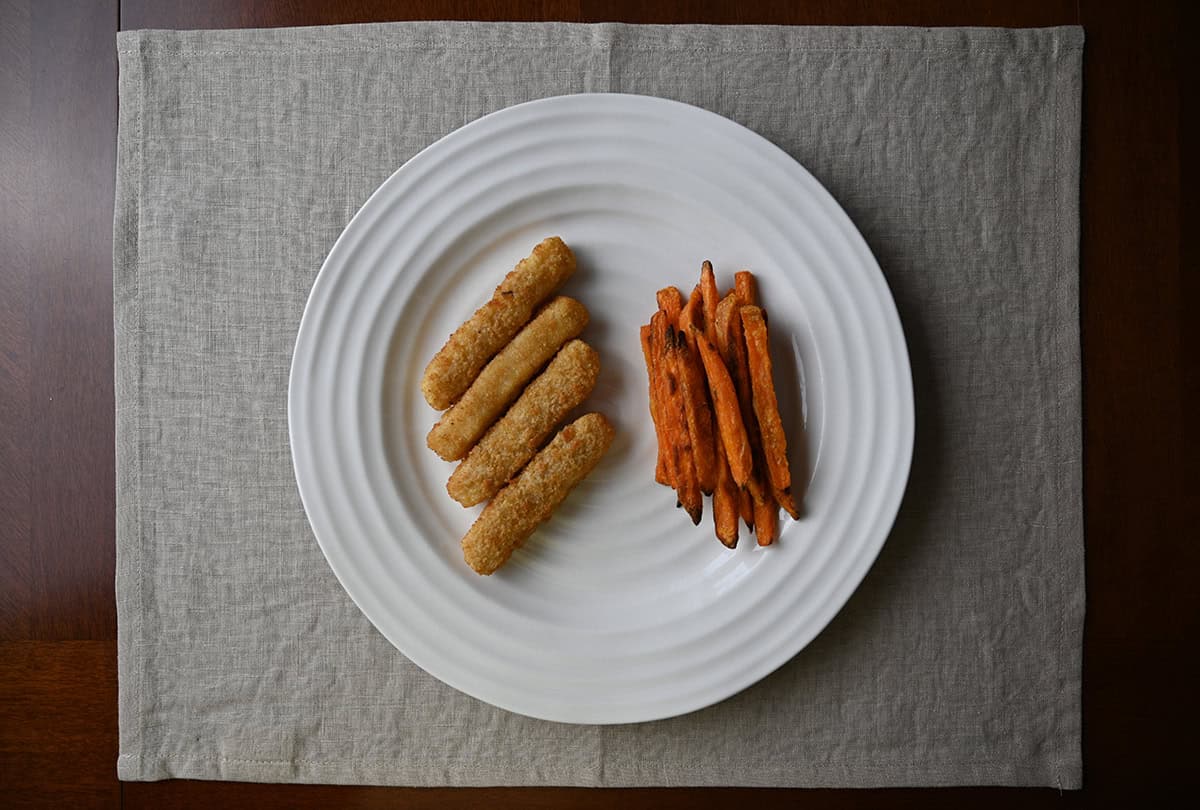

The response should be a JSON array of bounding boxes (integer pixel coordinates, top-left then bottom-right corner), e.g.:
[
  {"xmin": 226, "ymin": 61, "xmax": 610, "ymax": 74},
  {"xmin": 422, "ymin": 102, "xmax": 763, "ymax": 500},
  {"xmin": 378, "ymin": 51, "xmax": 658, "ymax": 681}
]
[{"xmin": 0, "ymin": 1, "xmax": 1188, "ymax": 807}]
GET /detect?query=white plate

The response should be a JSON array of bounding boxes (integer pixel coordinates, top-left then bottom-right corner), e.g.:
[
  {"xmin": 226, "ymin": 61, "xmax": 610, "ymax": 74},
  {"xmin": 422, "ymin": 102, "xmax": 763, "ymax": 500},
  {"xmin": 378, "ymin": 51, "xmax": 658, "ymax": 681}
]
[{"xmin": 289, "ymin": 94, "xmax": 914, "ymax": 724}]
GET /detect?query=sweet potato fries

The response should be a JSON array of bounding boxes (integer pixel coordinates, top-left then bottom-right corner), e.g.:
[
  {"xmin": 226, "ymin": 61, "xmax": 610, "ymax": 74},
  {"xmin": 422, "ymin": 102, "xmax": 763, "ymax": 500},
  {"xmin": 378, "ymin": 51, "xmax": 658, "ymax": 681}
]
[{"xmin": 640, "ymin": 265, "xmax": 803, "ymax": 547}]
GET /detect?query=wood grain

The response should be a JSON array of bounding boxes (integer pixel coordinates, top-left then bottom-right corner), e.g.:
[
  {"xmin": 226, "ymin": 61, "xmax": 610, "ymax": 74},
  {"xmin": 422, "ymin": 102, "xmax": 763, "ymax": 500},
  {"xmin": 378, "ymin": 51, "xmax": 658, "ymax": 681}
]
[
  {"xmin": 1077, "ymin": 0, "xmax": 1189, "ymax": 796},
  {"xmin": 0, "ymin": 0, "xmax": 1190, "ymax": 807},
  {"xmin": 0, "ymin": 641, "xmax": 119, "ymax": 810},
  {"xmin": 120, "ymin": 0, "xmax": 582, "ymax": 28},
  {"xmin": 2, "ymin": 0, "xmax": 119, "ymax": 644},
  {"xmin": 578, "ymin": 0, "xmax": 1076, "ymax": 25},
  {"xmin": 123, "ymin": 784, "xmax": 1095, "ymax": 809}
]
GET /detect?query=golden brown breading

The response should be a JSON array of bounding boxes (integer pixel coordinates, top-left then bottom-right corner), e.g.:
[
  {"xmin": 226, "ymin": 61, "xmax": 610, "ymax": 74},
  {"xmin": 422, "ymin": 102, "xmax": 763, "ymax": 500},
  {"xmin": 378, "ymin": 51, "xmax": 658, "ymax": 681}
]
[
  {"xmin": 461, "ymin": 413, "xmax": 614, "ymax": 575},
  {"xmin": 426, "ymin": 296, "xmax": 588, "ymax": 461},
  {"xmin": 447, "ymin": 339, "xmax": 600, "ymax": 507},
  {"xmin": 421, "ymin": 236, "xmax": 576, "ymax": 410}
]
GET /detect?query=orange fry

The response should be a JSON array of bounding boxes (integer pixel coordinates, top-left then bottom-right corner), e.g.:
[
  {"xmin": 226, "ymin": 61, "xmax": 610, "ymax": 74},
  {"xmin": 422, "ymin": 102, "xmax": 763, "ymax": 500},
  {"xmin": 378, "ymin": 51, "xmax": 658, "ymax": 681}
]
[
  {"xmin": 676, "ymin": 286, "xmax": 717, "ymax": 494},
  {"xmin": 679, "ymin": 284, "xmax": 704, "ymax": 336},
  {"xmin": 656, "ymin": 286, "xmax": 683, "ymax": 324},
  {"xmin": 701, "ymin": 264, "xmax": 744, "ymax": 524},
  {"xmin": 700, "ymin": 261, "xmax": 720, "ymax": 331},
  {"xmin": 652, "ymin": 311, "xmax": 702, "ymax": 525},
  {"xmin": 772, "ymin": 485, "xmax": 800, "ymax": 521},
  {"xmin": 712, "ymin": 433, "xmax": 740, "ymax": 548},
  {"xmin": 693, "ymin": 329, "xmax": 753, "ymax": 487},
  {"xmin": 739, "ymin": 488, "xmax": 755, "ymax": 531},
  {"xmin": 699, "ymin": 264, "xmax": 740, "ymax": 540},
  {"xmin": 640, "ymin": 324, "xmax": 672, "ymax": 487},
  {"xmin": 741, "ymin": 305, "xmax": 801, "ymax": 519},
  {"xmin": 734, "ymin": 269, "xmax": 758, "ymax": 307},
  {"xmin": 713, "ymin": 293, "xmax": 735, "ymax": 355},
  {"xmin": 753, "ymin": 493, "xmax": 778, "ymax": 546},
  {"xmin": 678, "ymin": 338, "xmax": 717, "ymax": 496},
  {"xmin": 715, "ymin": 293, "xmax": 770, "ymax": 510}
]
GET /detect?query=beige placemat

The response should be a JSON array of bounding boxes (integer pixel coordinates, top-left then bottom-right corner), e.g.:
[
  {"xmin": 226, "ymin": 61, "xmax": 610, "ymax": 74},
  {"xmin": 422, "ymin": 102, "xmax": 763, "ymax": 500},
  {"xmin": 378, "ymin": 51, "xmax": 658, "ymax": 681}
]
[{"xmin": 114, "ymin": 22, "xmax": 1084, "ymax": 787}]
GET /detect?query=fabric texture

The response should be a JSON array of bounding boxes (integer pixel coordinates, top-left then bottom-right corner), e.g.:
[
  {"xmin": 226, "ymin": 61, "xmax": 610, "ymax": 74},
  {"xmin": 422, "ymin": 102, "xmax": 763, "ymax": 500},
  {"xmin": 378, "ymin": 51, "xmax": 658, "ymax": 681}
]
[{"xmin": 114, "ymin": 22, "xmax": 1084, "ymax": 788}]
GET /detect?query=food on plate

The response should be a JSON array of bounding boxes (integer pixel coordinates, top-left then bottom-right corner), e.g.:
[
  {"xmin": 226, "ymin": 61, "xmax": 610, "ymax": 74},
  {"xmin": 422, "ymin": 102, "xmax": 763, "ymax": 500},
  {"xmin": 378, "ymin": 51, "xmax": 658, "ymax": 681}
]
[
  {"xmin": 461, "ymin": 413, "xmax": 615, "ymax": 575},
  {"xmin": 641, "ymin": 264, "xmax": 803, "ymax": 547},
  {"xmin": 741, "ymin": 306, "xmax": 802, "ymax": 520},
  {"xmin": 698, "ymin": 262, "xmax": 740, "ymax": 548},
  {"xmin": 420, "ymin": 236, "xmax": 576, "ymax": 410},
  {"xmin": 650, "ymin": 310, "xmax": 703, "ymax": 525},
  {"xmin": 713, "ymin": 293, "xmax": 764, "ymax": 499},
  {"xmin": 753, "ymin": 492, "xmax": 778, "ymax": 547},
  {"xmin": 699, "ymin": 261, "xmax": 720, "ymax": 334},
  {"xmin": 711, "ymin": 292, "xmax": 763, "ymax": 529},
  {"xmin": 721, "ymin": 280, "xmax": 780, "ymax": 535},
  {"xmin": 711, "ymin": 438, "xmax": 740, "ymax": 548},
  {"xmin": 693, "ymin": 330, "xmax": 753, "ymax": 488},
  {"xmin": 640, "ymin": 324, "xmax": 672, "ymax": 486},
  {"xmin": 675, "ymin": 285, "xmax": 718, "ymax": 495},
  {"xmin": 447, "ymin": 339, "xmax": 600, "ymax": 507},
  {"xmin": 656, "ymin": 285, "xmax": 684, "ymax": 322},
  {"xmin": 420, "ymin": 238, "xmax": 612, "ymax": 573},
  {"xmin": 734, "ymin": 269, "xmax": 757, "ymax": 310},
  {"xmin": 427, "ymin": 295, "xmax": 588, "ymax": 461}
]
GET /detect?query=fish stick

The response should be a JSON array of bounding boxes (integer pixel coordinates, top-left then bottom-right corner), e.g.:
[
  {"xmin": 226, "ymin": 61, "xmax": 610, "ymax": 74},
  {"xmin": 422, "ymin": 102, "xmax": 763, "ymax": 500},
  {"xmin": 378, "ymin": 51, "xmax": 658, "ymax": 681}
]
[
  {"xmin": 421, "ymin": 236, "xmax": 576, "ymax": 410},
  {"xmin": 447, "ymin": 340, "xmax": 600, "ymax": 507},
  {"xmin": 461, "ymin": 413, "xmax": 615, "ymax": 575},
  {"xmin": 742, "ymin": 305, "xmax": 802, "ymax": 519},
  {"xmin": 427, "ymin": 296, "xmax": 588, "ymax": 460}
]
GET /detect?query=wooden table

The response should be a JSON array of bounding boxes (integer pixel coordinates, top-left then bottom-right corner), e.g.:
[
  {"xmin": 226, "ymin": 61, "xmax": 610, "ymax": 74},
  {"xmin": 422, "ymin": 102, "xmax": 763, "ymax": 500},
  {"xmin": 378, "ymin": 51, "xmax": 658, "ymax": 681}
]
[{"xmin": 1, "ymin": 1, "xmax": 1188, "ymax": 807}]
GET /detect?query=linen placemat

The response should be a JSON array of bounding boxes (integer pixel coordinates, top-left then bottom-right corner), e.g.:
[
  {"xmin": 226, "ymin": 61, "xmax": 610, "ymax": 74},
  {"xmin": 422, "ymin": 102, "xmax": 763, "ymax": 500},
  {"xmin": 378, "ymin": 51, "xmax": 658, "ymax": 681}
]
[{"xmin": 114, "ymin": 22, "xmax": 1084, "ymax": 788}]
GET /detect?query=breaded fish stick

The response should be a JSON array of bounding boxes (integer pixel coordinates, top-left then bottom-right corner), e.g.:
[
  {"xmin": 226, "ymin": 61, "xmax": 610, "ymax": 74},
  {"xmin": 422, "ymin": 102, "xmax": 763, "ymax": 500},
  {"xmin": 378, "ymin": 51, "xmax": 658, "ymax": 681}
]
[
  {"xmin": 447, "ymin": 339, "xmax": 600, "ymax": 507},
  {"xmin": 461, "ymin": 413, "xmax": 615, "ymax": 575},
  {"xmin": 427, "ymin": 296, "xmax": 588, "ymax": 460},
  {"xmin": 421, "ymin": 236, "xmax": 576, "ymax": 410}
]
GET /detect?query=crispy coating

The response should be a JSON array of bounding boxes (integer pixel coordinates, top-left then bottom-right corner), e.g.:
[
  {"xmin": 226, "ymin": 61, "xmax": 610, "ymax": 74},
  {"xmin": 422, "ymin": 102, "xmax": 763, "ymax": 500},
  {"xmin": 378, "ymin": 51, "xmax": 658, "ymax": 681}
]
[
  {"xmin": 421, "ymin": 236, "xmax": 576, "ymax": 410},
  {"xmin": 461, "ymin": 413, "xmax": 615, "ymax": 575},
  {"xmin": 447, "ymin": 339, "xmax": 600, "ymax": 507},
  {"xmin": 427, "ymin": 296, "xmax": 588, "ymax": 460}
]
